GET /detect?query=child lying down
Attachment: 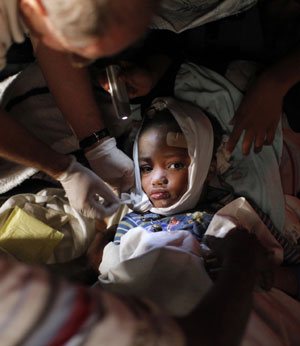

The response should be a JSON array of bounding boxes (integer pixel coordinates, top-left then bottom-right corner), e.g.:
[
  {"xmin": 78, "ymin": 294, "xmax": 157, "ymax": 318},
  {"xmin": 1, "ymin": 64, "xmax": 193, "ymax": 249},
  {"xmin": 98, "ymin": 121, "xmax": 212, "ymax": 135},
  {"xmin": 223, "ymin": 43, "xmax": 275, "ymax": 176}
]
[{"xmin": 97, "ymin": 97, "xmax": 300, "ymax": 317}]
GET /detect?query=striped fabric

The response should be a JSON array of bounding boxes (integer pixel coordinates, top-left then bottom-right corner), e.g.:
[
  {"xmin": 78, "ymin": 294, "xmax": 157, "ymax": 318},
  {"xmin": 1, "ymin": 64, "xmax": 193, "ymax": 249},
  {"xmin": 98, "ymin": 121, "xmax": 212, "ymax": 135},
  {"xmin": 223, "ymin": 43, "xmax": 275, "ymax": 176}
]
[
  {"xmin": 0, "ymin": 257, "xmax": 184, "ymax": 346},
  {"xmin": 248, "ymin": 201, "xmax": 300, "ymax": 265}
]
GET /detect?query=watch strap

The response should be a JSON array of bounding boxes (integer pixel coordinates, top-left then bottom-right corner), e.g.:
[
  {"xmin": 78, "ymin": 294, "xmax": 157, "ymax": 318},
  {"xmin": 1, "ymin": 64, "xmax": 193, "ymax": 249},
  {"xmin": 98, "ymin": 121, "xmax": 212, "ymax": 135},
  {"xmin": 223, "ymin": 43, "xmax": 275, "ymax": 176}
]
[{"xmin": 79, "ymin": 128, "xmax": 110, "ymax": 149}]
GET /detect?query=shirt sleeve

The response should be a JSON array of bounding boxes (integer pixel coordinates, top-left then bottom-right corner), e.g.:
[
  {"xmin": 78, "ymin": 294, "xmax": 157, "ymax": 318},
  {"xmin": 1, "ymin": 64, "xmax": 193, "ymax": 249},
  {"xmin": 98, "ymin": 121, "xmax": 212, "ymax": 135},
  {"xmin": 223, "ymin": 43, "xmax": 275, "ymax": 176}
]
[
  {"xmin": 0, "ymin": 256, "xmax": 185, "ymax": 346},
  {"xmin": 114, "ymin": 213, "xmax": 140, "ymax": 244}
]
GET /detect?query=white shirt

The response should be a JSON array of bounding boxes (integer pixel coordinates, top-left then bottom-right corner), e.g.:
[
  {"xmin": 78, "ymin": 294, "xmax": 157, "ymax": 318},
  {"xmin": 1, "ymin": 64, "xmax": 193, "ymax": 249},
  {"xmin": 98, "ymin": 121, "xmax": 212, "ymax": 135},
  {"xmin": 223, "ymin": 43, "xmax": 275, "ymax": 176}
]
[{"xmin": 0, "ymin": 0, "xmax": 28, "ymax": 70}]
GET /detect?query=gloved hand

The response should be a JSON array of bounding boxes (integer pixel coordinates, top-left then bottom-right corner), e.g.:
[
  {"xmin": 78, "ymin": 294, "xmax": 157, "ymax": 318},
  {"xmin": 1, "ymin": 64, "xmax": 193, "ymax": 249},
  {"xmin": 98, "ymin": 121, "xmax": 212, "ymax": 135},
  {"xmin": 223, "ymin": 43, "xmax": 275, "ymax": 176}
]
[
  {"xmin": 57, "ymin": 157, "xmax": 120, "ymax": 219},
  {"xmin": 85, "ymin": 137, "xmax": 134, "ymax": 193}
]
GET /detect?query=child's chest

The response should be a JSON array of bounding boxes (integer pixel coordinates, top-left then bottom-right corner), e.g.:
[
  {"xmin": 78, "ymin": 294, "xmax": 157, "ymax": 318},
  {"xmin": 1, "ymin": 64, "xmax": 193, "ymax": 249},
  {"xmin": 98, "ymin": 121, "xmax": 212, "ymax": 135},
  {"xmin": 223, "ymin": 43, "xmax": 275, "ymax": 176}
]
[{"xmin": 138, "ymin": 211, "xmax": 214, "ymax": 242}]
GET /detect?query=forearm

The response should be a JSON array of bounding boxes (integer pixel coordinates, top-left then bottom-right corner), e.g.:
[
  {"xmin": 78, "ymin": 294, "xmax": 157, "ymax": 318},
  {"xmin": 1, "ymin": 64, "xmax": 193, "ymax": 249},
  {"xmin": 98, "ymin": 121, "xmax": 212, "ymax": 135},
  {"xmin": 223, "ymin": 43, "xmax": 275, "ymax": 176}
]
[
  {"xmin": 0, "ymin": 108, "xmax": 70, "ymax": 178},
  {"xmin": 34, "ymin": 41, "xmax": 105, "ymax": 140},
  {"xmin": 178, "ymin": 262, "xmax": 256, "ymax": 346},
  {"xmin": 259, "ymin": 47, "xmax": 300, "ymax": 98}
]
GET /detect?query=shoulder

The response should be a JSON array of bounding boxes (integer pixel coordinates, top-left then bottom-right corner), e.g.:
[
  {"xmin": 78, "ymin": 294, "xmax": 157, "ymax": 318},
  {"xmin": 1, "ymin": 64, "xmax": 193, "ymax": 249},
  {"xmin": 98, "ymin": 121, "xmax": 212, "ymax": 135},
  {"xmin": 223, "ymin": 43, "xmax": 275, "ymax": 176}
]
[
  {"xmin": 119, "ymin": 212, "xmax": 141, "ymax": 225},
  {"xmin": 117, "ymin": 212, "xmax": 143, "ymax": 232}
]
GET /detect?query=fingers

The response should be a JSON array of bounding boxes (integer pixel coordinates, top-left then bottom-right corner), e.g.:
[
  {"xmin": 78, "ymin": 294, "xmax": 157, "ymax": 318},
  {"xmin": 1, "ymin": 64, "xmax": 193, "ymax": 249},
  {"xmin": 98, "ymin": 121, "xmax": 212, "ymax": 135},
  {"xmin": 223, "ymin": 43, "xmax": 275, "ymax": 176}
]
[
  {"xmin": 226, "ymin": 106, "xmax": 245, "ymax": 153},
  {"xmin": 86, "ymin": 180, "xmax": 120, "ymax": 219},
  {"xmin": 97, "ymin": 199, "xmax": 120, "ymax": 218},
  {"xmin": 241, "ymin": 131, "xmax": 255, "ymax": 156},
  {"xmin": 265, "ymin": 127, "xmax": 276, "ymax": 145},
  {"xmin": 95, "ymin": 182, "xmax": 120, "ymax": 204},
  {"xmin": 204, "ymin": 229, "xmax": 274, "ymax": 284},
  {"xmin": 226, "ymin": 124, "xmax": 243, "ymax": 153},
  {"xmin": 203, "ymin": 234, "xmax": 223, "ymax": 251},
  {"xmin": 85, "ymin": 198, "xmax": 120, "ymax": 220},
  {"xmin": 87, "ymin": 187, "xmax": 120, "ymax": 219},
  {"xmin": 254, "ymin": 136, "xmax": 264, "ymax": 153},
  {"xmin": 228, "ymin": 125, "xmax": 277, "ymax": 156},
  {"xmin": 254, "ymin": 132, "xmax": 265, "ymax": 153}
]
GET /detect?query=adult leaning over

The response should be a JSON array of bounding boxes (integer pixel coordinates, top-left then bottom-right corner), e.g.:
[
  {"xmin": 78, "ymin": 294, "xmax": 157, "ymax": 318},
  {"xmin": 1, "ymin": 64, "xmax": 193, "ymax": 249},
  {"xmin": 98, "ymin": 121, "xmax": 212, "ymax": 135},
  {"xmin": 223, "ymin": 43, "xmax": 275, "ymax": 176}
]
[{"xmin": 0, "ymin": 0, "xmax": 160, "ymax": 219}]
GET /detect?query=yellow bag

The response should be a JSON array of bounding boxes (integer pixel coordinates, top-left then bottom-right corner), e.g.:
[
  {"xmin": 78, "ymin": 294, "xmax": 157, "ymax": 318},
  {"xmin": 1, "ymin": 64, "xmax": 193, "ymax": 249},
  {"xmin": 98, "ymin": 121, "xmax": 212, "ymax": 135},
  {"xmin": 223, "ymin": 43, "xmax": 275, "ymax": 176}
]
[{"xmin": 0, "ymin": 206, "xmax": 64, "ymax": 263}]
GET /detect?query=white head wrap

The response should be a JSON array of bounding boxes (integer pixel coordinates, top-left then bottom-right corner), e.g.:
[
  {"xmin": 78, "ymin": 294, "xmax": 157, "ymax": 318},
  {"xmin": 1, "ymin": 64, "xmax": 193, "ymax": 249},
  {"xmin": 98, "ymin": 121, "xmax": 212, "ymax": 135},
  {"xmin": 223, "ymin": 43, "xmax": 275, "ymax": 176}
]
[{"xmin": 122, "ymin": 97, "xmax": 214, "ymax": 215}]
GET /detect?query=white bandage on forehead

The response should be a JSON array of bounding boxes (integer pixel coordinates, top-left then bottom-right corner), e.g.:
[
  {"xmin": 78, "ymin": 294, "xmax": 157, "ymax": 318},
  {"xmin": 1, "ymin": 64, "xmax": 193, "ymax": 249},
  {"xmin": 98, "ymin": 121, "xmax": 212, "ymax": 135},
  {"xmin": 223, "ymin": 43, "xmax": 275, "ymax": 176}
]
[{"xmin": 166, "ymin": 132, "xmax": 187, "ymax": 148}]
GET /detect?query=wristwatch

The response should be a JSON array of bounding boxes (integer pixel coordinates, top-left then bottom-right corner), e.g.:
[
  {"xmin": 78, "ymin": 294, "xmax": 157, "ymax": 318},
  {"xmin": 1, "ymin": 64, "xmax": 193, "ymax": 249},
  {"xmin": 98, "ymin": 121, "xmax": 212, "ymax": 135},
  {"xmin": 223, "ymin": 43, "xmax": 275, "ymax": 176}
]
[{"xmin": 79, "ymin": 128, "xmax": 110, "ymax": 149}]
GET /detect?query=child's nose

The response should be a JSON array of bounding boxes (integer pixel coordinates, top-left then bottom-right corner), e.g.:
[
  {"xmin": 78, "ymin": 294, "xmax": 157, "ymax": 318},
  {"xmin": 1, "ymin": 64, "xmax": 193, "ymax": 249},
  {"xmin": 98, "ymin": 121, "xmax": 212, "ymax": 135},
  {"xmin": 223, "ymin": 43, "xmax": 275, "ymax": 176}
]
[{"xmin": 152, "ymin": 169, "xmax": 168, "ymax": 186}]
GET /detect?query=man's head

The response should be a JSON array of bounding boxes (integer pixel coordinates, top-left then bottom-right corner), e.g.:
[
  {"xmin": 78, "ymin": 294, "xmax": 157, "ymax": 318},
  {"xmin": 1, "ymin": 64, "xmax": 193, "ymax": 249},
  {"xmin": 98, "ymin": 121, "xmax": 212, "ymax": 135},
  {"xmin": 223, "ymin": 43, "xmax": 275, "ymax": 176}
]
[
  {"xmin": 138, "ymin": 110, "xmax": 191, "ymax": 208},
  {"xmin": 19, "ymin": 0, "xmax": 160, "ymax": 61}
]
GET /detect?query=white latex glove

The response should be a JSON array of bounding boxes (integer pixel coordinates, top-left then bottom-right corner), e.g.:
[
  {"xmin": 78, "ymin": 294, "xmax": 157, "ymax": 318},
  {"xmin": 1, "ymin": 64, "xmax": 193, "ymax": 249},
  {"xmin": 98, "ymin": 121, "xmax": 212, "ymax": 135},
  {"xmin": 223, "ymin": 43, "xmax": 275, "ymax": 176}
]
[
  {"xmin": 57, "ymin": 157, "xmax": 120, "ymax": 219},
  {"xmin": 85, "ymin": 137, "xmax": 134, "ymax": 193}
]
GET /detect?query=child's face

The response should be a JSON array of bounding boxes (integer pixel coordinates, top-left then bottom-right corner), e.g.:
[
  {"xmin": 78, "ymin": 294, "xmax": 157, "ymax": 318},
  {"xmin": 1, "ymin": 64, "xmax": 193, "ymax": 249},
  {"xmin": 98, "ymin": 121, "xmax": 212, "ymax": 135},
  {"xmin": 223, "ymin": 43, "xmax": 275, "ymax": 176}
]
[{"xmin": 138, "ymin": 128, "xmax": 190, "ymax": 208}]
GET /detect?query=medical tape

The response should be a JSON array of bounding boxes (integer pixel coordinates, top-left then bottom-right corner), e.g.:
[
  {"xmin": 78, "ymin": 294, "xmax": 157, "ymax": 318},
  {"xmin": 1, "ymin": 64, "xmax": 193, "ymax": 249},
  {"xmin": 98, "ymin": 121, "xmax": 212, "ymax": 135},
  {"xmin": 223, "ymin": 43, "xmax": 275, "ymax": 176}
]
[{"xmin": 166, "ymin": 132, "xmax": 187, "ymax": 148}]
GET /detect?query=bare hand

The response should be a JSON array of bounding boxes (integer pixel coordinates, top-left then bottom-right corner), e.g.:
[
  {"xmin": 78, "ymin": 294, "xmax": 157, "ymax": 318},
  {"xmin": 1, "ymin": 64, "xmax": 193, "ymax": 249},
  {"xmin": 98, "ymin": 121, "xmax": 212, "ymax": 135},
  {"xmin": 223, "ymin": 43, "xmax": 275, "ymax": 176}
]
[
  {"xmin": 204, "ymin": 227, "xmax": 273, "ymax": 288},
  {"xmin": 226, "ymin": 75, "xmax": 282, "ymax": 155}
]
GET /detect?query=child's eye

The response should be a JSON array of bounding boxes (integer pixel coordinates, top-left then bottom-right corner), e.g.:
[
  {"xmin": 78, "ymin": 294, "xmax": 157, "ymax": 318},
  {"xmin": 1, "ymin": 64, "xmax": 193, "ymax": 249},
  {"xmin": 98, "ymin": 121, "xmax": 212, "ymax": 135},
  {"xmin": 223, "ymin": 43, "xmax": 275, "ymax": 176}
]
[
  {"xmin": 169, "ymin": 162, "xmax": 185, "ymax": 169},
  {"xmin": 140, "ymin": 165, "xmax": 152, "ymax": 174}
]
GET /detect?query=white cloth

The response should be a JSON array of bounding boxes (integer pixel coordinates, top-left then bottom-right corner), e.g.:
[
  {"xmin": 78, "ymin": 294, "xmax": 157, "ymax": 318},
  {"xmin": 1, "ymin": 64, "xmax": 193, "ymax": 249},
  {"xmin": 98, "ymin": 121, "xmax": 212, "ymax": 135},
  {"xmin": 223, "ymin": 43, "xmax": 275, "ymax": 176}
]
[
  {"xmin": 0, "ymin": 0, "xmax": 28, "ymax": 70},
  {"xmin": 205, "ymin": 197, "xmax": 284, "ymax": 265},
  {"xmin": 151, "ymin": 0, "xmax": 257, "ymax": 33},
  {"xmin": 123, "ymin": 97, "xmax": 214, "ymax": 216},
  {"xmin": 99, "ymin": 227, "xmax": 212, "ymax": 317},
  {"xmin": 280, "ymin": 118, "xmax": 300, "ymax": 196},
  {"xmin": 0, "ymin": 188, "xmax": 96, "ymax": 263},
  {"xmin": 174, "ymin": 62, "xmax": 285, "ymax": 232}
]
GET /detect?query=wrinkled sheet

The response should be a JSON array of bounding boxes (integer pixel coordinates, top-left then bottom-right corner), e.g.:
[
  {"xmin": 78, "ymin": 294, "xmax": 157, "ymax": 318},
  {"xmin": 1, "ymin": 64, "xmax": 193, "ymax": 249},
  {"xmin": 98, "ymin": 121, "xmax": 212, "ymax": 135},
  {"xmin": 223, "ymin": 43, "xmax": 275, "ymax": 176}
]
[{"xmin": 0, "ymin": 188, "xmax": 96, "ymax": 263}]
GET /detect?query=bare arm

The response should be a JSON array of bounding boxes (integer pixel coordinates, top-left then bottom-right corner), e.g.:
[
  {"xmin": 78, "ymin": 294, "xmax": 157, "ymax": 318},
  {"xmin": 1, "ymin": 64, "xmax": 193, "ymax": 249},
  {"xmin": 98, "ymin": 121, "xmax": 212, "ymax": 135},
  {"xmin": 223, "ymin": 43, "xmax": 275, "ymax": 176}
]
[
  {"xmin": 0, "ymin": 107, "xmax": 70, "ymax": 178},
  {"xmin": 227, "ymin": 47, "xmax": 300, "ymax": 155},
  {"xmin": 177, "ymin": 229, "xmax": 269, "ymax": 346},
  {"xmin": 33, "ymin": 40, "xmax": 106, "ymax": 140},
  {"xmin": 32, "ymin": 40, "xmax": 134, "ymax": 195},
  {"xmin": 0, "ymin": 39, "xmax": 106, "ymax": 177}
]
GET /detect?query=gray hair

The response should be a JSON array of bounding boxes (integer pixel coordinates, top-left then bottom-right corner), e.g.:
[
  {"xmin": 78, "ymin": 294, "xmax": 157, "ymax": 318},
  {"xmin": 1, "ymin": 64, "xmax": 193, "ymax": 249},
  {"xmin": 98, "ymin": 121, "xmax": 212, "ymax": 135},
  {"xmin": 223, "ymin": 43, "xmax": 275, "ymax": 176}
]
[
  {"xmin": 41, "ymin": 0, "xmax": 160, "ymax": 47},
  {"xmin": 40, "ymin": 0, "xmax": 110, "ymax": 46}
]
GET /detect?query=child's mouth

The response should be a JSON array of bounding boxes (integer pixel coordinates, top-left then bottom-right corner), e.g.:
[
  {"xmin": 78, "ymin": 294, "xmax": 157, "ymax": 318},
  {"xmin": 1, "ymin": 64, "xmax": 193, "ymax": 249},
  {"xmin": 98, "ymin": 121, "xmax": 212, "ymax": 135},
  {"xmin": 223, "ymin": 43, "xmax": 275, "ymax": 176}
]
[{"xmin": 151, "ymin": 191, "xmax": 170, "ymax": 200}]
